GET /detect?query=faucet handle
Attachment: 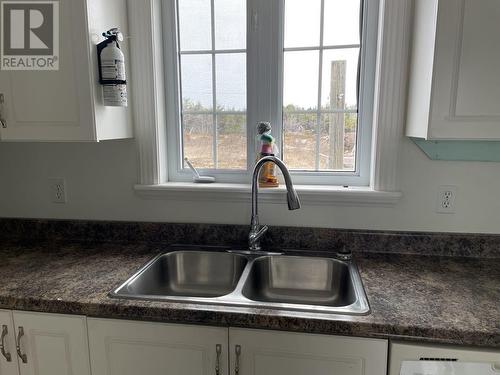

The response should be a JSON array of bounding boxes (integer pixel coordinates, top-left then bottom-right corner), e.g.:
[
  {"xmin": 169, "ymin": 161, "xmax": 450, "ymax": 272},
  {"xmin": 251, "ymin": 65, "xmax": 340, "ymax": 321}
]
[
  {"xmin": 255, "ymin": 225, "xmax": 268, "ymax": 239},
  {"xmin": 249, "ymin": 225, "xmax": 269, "ymax": 251}
]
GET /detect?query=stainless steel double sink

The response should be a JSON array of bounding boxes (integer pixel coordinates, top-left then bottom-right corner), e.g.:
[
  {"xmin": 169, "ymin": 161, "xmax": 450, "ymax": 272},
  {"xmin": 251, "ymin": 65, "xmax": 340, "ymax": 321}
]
[{"xmin": 110, "ymin": 249, "xmax": 370, "ymax": 315}]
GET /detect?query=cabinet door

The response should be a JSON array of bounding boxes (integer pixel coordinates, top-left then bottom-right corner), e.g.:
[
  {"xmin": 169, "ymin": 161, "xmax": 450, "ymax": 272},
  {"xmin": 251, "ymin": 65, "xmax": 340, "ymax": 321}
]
[
  {"xmin": 0, "ymin": 311, "xmax": 18, "ymax": 375},
  {"xmin": 229, "ymin": 328, "xmax": 387, "ymax": 375},
  {"xmin": 430, "ymin": 0, "xmax": 500, "ymax": 139},
  {"xmin": 12, "ymin": 311, "xmax": 91, "ymax": 375},
  {"xmin": 0, "ymin": 0, "xmax": 94, "ymax": 141},
  {"xmin": 88, "ymin": 318, "xmax": 229, "ymax": 375}
]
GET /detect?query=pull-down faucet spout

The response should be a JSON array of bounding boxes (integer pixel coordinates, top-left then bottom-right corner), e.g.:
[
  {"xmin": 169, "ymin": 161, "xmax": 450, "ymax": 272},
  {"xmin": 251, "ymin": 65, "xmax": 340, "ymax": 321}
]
[{"xmin": 249, "ymin": 156, "xmax": 300, "ymax": 251}]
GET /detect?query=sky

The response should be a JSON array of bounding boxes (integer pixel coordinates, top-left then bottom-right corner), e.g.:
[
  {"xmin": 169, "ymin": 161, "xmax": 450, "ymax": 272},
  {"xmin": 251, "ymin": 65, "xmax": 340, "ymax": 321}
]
[{"xmin": 178, "ymin": 0, "xmax": 361, "ymax": 111}]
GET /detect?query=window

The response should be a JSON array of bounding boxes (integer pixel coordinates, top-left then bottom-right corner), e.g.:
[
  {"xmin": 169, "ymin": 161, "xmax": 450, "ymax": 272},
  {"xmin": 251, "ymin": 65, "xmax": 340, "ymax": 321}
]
[
  {"xmin": 177, "ymin": 0, "xmax": 247, "ymax": 170},
  {"xmin": 283, "ymin": 0, "xmax": 360, "ymax": 172},
  {"xmin": 164, "ymin": 0, "xmax": 379, "ymax": 185}
]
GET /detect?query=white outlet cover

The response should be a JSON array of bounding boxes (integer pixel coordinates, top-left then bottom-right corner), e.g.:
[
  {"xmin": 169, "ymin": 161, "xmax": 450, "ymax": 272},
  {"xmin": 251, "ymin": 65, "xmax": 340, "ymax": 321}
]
[
  {"xmin": 436, "ymin": 185, "xmax": 457, "ymax": 214},
  {"xmin": 49, "ymin": 178, "xmax": 67, "ymax": 204}
]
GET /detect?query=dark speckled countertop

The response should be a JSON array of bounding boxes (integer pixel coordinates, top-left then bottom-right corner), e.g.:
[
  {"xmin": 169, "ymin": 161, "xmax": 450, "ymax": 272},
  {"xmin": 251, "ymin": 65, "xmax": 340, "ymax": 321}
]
[{"xmin": 0, "ymin": 239, "xmax": 498, "ymax": 348}]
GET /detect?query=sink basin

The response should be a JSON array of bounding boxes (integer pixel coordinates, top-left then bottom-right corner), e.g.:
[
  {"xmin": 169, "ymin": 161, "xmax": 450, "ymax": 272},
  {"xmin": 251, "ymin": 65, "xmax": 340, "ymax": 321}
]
[
  {"xmin": 242, "ymin": 256, "xmax": 356, "ymax": 307},
  {"xmin": 112, "ymin": 251, "xmax": 247, "ymax": 298},
  {"xmin": 110, "ymin": 248, "xmax": 370, "ymax": 315}
]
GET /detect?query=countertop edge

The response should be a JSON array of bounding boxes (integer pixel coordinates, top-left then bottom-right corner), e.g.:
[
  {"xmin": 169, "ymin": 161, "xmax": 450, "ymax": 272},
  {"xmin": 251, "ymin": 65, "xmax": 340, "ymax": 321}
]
[{"xmin": 1, "ymin": 297, "xmax": 498, "ymax": 349}]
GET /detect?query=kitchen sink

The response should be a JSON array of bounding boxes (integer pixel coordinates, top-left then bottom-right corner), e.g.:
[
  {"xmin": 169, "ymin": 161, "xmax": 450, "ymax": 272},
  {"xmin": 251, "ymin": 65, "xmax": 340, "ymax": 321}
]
[
  {"xmin": 112, "ymin": 251, "xmax": 247, "ymax": 298},
  {"xmin": 242, "ymin": 256, "xmax": 356, "ymax": 307},
  {"xmin": 110, "ymin": 248, "xmax": 370, "ymax": 315}
]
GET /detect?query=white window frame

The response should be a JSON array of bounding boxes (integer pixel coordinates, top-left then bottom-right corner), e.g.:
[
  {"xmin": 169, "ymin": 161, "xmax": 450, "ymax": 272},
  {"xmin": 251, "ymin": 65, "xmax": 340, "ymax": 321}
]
[
  {"xmin": 128, "ymin": 0, "xmax": 409, "ymax": 205},
  {"xmin": 162, "ymin": 0, "xmax": 377, "ymax": 186}
]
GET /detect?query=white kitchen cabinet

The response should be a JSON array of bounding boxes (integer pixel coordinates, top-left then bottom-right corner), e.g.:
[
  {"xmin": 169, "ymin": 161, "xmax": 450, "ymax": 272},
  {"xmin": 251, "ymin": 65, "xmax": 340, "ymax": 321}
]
[
  {"xmin": 1, "ymin": 310, "xmax": 90, "ymax": 375},
  {"xmin": 0, "ymin": 310, "xmax": 18, "ymax": 375},
  {"xmin": 0, "ymin": 0, "xmax": 133, "ymax": 142},
  {"xmin": 12, "ymin": 311, "xmax": 91, "ymax": 375},
  {"xmin": 88, "ymin": 318, "xmax": 229, "ymax": 375},
  {"xmin": 389, "ymin": 341, "xmax": 500, "ymax": 375},
  {"xmin": 89, "ymin": 319, "xmax": 389, "ymax": 375},
  {"xmin": 406, "ymin": 0, "xmax": 500, "ymax": 140},
  {"xmin": 229, "ymin": 328, "xmax": 388, "ymax": 375}
]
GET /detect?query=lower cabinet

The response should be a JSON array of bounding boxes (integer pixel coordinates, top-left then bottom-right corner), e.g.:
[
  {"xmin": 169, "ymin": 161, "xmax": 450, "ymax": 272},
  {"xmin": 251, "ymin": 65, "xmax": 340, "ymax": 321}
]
[
  {"xmin": 229, "ymin": 328, "xmax": 388, "ymax": 375},
  {"xmin": 0, "ymin": 310, "xmax": 90, "ymax": 375},
  {"xmin": 4, "ymin": 309, "xmax": 500, "ymax": 375},
  {"xmin": 3, "ymin": 311, "xmax": 390, "ymax": 375},
  {"xmin": 88, "ymin": 318, "xmax": 388, "ymax": 375},
  {"xmin": 87, "ymin": 318, "xmax": 229, "ymax": 375},
  {"xmin": 0, "ymin": 310, "xmax": 18, "ymax": 375}
]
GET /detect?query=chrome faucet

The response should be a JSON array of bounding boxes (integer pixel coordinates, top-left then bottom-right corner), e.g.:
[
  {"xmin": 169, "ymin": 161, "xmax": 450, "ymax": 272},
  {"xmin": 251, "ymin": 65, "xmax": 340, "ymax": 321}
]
[{"xmin": 249, "ymin": 156, "xmax": 301, "ymax": 251}]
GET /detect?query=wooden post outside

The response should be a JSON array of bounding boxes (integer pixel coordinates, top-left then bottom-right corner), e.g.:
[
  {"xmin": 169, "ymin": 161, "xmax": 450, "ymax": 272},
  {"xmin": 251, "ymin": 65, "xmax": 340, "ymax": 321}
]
[{"xmin": 328, "ymin": 61, "xmax": 346, "ymax": 170}]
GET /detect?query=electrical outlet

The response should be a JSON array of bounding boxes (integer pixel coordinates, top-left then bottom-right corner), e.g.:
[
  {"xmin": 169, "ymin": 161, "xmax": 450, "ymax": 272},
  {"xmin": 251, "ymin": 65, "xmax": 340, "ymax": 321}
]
[
  {"xmin": 436, "ymin": 185, "xmax": 457, "ymax": 214},
  {"xmin": 49, "ymin": 178, "xmax": 67, "ymax": 203}
]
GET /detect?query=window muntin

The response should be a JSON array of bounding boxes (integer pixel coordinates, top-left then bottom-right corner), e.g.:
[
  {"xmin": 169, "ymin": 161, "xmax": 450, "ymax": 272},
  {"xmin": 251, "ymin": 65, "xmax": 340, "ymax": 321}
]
[
  {"xmin": 282, "ymin": 0, "xmax": 361, "ymax": 172},
  {"xmin": 177, "ymin": 0, "xmax": 247, "ymax": 170}
]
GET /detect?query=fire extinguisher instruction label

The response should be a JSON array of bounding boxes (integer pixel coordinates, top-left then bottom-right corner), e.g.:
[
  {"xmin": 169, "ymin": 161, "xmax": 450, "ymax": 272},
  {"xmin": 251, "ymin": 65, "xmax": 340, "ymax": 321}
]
[
  {"xmin": 101, "ymin": 59, "xmax": 126, "ymax": 81},
  {"xmin": 103, "ymin": 84, "xmax": 127, "ymax": 107}
]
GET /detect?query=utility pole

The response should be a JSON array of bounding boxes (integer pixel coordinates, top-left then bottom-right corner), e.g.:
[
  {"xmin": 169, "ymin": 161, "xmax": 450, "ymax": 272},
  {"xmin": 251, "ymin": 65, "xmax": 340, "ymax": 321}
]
[{"xmin": 329, "ymin": 60, "xmax": 346, "ymax": 170}]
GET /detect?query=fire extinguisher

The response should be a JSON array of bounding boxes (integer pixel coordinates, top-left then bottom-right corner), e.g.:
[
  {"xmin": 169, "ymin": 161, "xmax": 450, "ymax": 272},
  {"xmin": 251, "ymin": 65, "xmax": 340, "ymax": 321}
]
[{"xmin": 97, "ymin": 28, "xmax": 127, "ymax": 107}]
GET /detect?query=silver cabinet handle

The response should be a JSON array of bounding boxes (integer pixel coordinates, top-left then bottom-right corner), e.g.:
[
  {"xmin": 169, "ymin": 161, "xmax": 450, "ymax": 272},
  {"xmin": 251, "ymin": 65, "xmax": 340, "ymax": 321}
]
[
  {"xmin": 234, "ymin": 345, "xmax": 241, "ymax": 375},
  {"xmin": 0, "ymin": 325, "xmax": 12, "ymax": 362},
  {"xmin": 215, "ymin": 344, "xmax": 222, "ymax": 375},
  {"xmin": 0, "ymin": 94, "xmax": 6, "ymax": 128},
  {"xmin": 16, "ymin": 327, "xmax": 27, "ymax": 363}
]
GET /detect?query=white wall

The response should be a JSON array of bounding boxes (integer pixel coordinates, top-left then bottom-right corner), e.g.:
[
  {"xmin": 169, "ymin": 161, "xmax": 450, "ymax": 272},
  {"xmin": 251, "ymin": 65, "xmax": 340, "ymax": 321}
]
[{"xmin": 0, "ymin": 136, "xmax": 499, "ymax": 234}]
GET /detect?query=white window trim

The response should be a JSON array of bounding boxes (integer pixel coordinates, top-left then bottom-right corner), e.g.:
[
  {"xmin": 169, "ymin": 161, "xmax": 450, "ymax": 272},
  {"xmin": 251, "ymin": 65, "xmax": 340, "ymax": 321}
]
[
  {"xmin": 127, "ymin": 0, "xmax": 410, "ymax": 206},
  {"xmin": 163, "ymin": 0, "xmax": 377, "ymax": 186}
]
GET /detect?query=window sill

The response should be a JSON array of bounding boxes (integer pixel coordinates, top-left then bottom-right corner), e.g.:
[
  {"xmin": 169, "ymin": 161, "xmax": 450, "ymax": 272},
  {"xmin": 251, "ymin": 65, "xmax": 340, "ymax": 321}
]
[{"xmin": 134, "ymin": 183, "xmax": 402, "ymax": 206}]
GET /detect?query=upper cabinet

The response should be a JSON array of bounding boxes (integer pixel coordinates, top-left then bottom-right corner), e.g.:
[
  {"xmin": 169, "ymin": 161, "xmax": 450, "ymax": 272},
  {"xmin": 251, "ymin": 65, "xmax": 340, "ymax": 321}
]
[
  {"xmin": 0, "ymin": 0, "xmax": 133, "ymax": 142},
  {"xmin": 406, "ymin": 0, "xmax": 500, "ymax": 140}
]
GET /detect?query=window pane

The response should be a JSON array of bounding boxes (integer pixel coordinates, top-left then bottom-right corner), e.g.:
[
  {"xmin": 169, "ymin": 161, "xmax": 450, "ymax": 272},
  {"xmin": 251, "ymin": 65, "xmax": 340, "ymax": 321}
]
[
  {"xmin": 319, "ymin": 113, "xmax": 357, "ymax": 171},
  {"xmin": 321, "ymin": 48, "xmax": 360, "ymax": 110},
  {"xmin": 215, "ymin": 0, "xmax": 246, "ymax": 50},
  {"xmin": 283, "ymin": 113, "xmax": 318, "ymax": 170},
  {"xmin": 284, "ymin": 51, "xmax": 319, "ymax": 111},
  {"xmin": 323, "ymin": 0, "xmax": 361, "ymax": 46},
  {"xmin": 284, "ymin": 0, "xmax": 321, "ymax": 48},
  {"xmin": 217, "ymin": 114, "xmax": 247, "ymax": 169},
  {"xmin": 216, "ymin": 53, "xmax": 246, "ymax": 111},
  {"xmin": 181, "ymin": 54, "xmax": 213, "ymax": 111},
  {"xmin": 183, "ymin": 114, "xmax": 214, "ymax": 168},
  {"xmin": 178, "ymin": 0, "xmax": 212, "ymax": 51}
]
